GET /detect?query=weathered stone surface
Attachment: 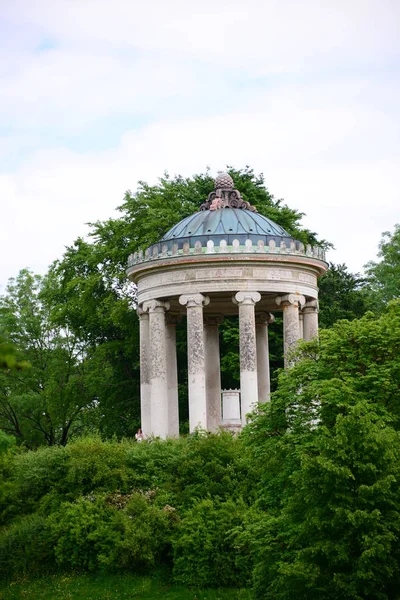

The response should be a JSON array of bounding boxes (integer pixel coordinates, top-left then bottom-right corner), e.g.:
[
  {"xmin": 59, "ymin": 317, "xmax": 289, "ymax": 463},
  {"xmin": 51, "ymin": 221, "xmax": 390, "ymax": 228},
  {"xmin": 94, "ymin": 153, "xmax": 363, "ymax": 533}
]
[
  {"xmin": 137, "ymin": 306, "xmax": 151, "ymax": 436},
  {"xmin": 142, "ymin": 299, "xmax": 170, "ymax": 438},
  {"xmin": 179, "ymin": 293, "xmax": 209, "ymax": 432},
  {"xmin": 256, "ymin": 313, "xmax": 274, "ymax": 403},
  {"xmin": 204, "ymin": 323, "xmax": 222, "ymax": 432},
  {"xmin": 134, "ymin": 264, "xmax": 319, "ymax": 307},
  {"xmin": 303, "ymin": 299, "xmax": 319, "ymax": 341},
  {"xmin": 166, "ymin": 322, "xmax": 179, "ymax": 437},
  {"xmin": 234, "ymin": 291, "xmax": 260, "ymax": 425},
  {"xmin": 276, "ymin": 294, "xmax": 305, "ymax": 367}
]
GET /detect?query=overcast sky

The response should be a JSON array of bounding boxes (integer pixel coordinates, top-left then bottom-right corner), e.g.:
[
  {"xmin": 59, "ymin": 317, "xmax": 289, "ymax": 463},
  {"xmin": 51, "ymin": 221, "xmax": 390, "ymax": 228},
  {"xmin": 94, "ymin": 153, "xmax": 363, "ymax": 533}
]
[{"xmin": 1, "ymin": 0, "xmax": 399, "ymax": 292}]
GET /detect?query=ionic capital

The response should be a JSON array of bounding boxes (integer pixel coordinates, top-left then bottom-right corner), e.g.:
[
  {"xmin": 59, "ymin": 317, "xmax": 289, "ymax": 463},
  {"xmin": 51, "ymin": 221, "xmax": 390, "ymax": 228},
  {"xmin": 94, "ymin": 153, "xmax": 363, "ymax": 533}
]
[
  {"xmin": 275, "ymin": 293, "xmax": 306, "ymax": 308},
  {"xmin": 142, "ymin": 299, "xmax": 171, "ymax": 313},
  {"xmin": 203, "ymin": 315, "xmax": 224, "ymax": 327},
  {"xmin": 179, "ymin": 293, "xmax": 210, "ymax": 308},
  {"xmin": 233, "ymin": 291, "xmax": 261, "ymax": 306},
  {"xmin": 302, "ymin": 299, "xmax": 319, "ymax": 314},
  {"xmin": 255, "ymin": 311, "xmax": 275, "ymax": 325},
  {"xmin": 137, "ymin": 305, "xmax": 149, "ymax": 320}
]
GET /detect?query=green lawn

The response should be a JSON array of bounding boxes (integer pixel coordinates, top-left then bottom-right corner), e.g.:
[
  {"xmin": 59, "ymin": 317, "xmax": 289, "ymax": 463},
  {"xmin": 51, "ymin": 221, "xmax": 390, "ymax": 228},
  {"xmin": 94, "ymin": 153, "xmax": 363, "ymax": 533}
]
[{"xmin": 0, "ymin": 573, "xmax": 251, "ymax": 600}]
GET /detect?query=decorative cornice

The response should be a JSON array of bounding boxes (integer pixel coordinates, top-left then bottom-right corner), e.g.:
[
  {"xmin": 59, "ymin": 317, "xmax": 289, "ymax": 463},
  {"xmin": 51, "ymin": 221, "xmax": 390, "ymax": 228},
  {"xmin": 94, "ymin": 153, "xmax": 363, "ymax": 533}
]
[{"xmin": 199, "ymin": 172, "xmax": 257, "ymax": 212}]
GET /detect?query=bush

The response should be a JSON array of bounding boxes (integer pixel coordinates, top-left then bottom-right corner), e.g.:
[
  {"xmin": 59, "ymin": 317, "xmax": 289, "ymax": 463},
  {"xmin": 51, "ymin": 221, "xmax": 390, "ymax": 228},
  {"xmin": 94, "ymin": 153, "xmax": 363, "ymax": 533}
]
[
  {"xmin": 110, "ymin": 492, "xmax": 177, "ymax": 571},
  {"xmin": 64, "ymin": 436, "xmax": 133, "ymax": 496},
  {"xmin": 47, "ymin": 491, "xmax": 177, "ymax": 574},
  {"xmin": 48, "ymin": 496, "xmax": 121, "ymax": 571},
  {"xmin": 173, "ymin": 498, "xmax": 252, "ymax": 588},
  {"xmin": 0, "ymin": 513, "xmax": 55, "ymax": 580}
]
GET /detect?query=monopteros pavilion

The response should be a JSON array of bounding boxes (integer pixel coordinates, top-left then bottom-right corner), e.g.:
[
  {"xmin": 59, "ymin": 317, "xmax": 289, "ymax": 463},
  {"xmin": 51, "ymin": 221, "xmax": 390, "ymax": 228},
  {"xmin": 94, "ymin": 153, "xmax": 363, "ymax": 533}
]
[{"xmin": 127, "ymin": 172, "xmax": 327, "ymax": 437}]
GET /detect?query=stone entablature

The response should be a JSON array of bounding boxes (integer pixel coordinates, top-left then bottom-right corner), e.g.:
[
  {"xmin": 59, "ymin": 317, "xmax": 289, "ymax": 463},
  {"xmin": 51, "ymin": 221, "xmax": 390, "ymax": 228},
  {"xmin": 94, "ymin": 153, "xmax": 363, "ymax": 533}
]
[
  {"xmin": 129, "ymin": 261, "xmax": 321, "ymax": 309},
  {"xmin": 128, "ymin": 237, "xmax": 326, "ymax": 268}
]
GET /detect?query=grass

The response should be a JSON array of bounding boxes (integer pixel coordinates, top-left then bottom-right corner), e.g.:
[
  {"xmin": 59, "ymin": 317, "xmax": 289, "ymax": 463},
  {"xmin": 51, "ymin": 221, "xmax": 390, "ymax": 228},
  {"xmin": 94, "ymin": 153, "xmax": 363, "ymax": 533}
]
[{"xmin": 0, "ymin": 573, "xmax": 251, "ymax": 600}]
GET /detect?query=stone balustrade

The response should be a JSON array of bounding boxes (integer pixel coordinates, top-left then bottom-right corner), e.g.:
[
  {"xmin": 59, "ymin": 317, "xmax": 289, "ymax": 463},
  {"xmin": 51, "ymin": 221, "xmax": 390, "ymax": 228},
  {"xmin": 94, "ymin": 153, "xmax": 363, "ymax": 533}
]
[{"xmin": 127, "ymin": 237, "xmax": 326, "ymax": 267}]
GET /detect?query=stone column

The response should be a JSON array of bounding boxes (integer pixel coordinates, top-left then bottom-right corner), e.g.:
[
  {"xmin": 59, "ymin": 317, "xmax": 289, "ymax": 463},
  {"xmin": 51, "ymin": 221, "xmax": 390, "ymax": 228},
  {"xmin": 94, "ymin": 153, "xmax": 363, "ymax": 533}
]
[
  {"xmin": 142, "ymin": 299, "xmax": 170, "ymax": 439},
  {"xmin": 234, "ymin": 291, "xmax": 261, "ymax": 425},
  {"xmin": 166, "ymin": 314, "xmax": 181, "ymax": 437},
  {"xmin": 303, "ymin": 299, "xmax": 319, "ymax": 341},
  {"xmin": 299, "ymin": 311, "xmax": 304, "ymax": 339},
  {"xmin": 137, "ymin": 306, "xmax": 151, "ymax": 437},
  {"xmin": 276, "ymin": 294, "xmax": 306, "ymax": 367},
  {"xmin": 204, "ymin": 315, "xmax": 224, "ymax": 432},
  {"xmin": 179, "ymin": 293, "xmax": 210, "ymax": 433},
  {"xmin": 256, "ymin": 312, "xmax": 275, "ymax": 403}
]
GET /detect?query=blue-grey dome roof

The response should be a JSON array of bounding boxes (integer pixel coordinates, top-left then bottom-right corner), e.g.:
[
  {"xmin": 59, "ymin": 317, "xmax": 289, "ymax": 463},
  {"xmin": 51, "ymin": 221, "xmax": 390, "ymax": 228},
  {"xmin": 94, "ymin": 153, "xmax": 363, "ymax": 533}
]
[{"xmin": 162, "ymin": 208, "xmax": 290, "ymax": 243}]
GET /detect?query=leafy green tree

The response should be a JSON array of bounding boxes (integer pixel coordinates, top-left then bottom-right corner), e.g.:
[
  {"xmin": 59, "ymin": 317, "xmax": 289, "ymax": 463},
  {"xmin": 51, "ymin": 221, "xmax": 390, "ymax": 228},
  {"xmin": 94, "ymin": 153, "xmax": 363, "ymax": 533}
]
[
  {"xmin": 244, "ymin": 301, "xmax": 400, "ymax": 598},
  {"xmin": 0, "ymin": 270, "xmax": 98, "ymax": 447},
  {"xmin": 365, "ymin": 224, "xmax": 400, "ymax": 306},
  {"xmin": 251, "ymin": 403, "xmax": 400, "ymax": 600},
  {"xmin": 318, "ymin": 263, "xmax": 371, "ymax": 328}
]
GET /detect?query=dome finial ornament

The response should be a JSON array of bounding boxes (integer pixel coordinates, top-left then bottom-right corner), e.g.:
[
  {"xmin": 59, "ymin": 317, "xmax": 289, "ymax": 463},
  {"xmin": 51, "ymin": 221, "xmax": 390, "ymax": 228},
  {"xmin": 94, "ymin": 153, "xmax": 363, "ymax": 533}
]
[
  {"xmin": 200, "ymin": 170, "xmax": 257, "ymax": 212},
  {"xmin": 215, "ymin": 171, "xmax": 234, "ymax": 190}
]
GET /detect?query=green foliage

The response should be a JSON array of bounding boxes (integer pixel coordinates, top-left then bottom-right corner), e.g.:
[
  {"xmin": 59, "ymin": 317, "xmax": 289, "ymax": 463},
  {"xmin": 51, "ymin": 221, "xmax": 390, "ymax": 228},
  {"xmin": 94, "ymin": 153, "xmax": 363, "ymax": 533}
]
[
  {"xmin": 365, "ymin": 224, "xmax": 400, "ymax": 306},
  {"xmin": 109, "ymin": 492, "xmax": 176, "ymax": 571},
  {"xmin": 243, "ymin": 301, "xmax": 400, "ymax": 598},
  {"xmin": 318, "ymin": 263, "xmax": 371, "ymax": 328},
  {"xmin": 173, "ymin": 498, "xmax": 251, "ymax": 588},
  {"xmin": 0, "ymin": 433, "xmax": 253, "ymax": 582},
  {"xmin": 0, "ymin": 514, "xmax": 55, "ymax": 579},
  {"xmin": 48, "ymin": 496, "xmax": 121, "ymax": 571},
  {"xmin": 250, "ymin": 403, "xmax": 400, "ymax": 600},
  {"xmin": 0, "ymin": 270, "xmax": 99, "ymax": 447}
]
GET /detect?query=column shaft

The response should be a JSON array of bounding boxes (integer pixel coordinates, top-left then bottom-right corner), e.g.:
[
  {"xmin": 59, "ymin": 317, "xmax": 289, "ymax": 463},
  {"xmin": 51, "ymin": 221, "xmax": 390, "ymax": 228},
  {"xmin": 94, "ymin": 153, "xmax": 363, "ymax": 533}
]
[
  {"xmin": 303, "ymin": 300, "xmax": 319, "ymax": 341},
  {"xmin": 234, "ymin": 291, "xmax": 261, "ymax": 425},
  {"xmin": 256, "ymin": 312, "xmax": 274, "ymax": 403},
  {"xmin": 138, "ymin": 308, "xmax": 151, "ymax": 437},
  {"xmin": 276, "ymin": 294, "xmax": 305, "ymax": 368},
  {"xmin": 299, "ymin": 312, "xmax": 304, "ymax": 339},
  {"xmin": 143, "ymin": 299, "xmax": 170, "ymax": 439},
  {"xmin": 204, "ymin": 316, "xmax": 223, "ymax": 432},
  {"xmin": 166, "ymin": 319, "xmax": 179, "ymax": 437},
  {"xmin": 179, "ymin": 294, "xmax": 210, "ymax": 432}
]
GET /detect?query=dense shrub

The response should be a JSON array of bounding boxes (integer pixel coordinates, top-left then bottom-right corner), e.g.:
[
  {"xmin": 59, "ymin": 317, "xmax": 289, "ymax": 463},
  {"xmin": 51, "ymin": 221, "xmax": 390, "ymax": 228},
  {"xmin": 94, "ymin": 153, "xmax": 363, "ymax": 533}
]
[
  {"xmin": 48, "ymin": 496, "xmax": 120, "ymax": 571},
  {"xmin": 173, "ymin": 498, "xmax": 252, "ymax": 588},
  {"xmin": 0, "ymin": 514, "xmax": 55, "ymax": 579},
  {"xmin": 47, "ymin": 492, "xmax": 177, "ymax": 573},
  {"xmin": 0, "ymin": 433, "xmax": 250, "ymax": 582}
]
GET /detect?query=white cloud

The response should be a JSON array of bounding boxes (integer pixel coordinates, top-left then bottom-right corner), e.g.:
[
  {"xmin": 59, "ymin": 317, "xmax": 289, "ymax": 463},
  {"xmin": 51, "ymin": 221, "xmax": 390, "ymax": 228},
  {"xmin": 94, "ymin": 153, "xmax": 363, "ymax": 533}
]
[{"xmin": 1, "ymin": 0, "xmax": 399, "ymax": 291}]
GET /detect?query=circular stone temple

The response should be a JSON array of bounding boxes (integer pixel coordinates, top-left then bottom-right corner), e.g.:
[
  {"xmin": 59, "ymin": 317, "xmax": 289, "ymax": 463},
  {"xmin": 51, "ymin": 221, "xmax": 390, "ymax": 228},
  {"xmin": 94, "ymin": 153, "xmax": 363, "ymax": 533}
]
[{"xmin": 127, "ymin": 173, "xmax": 327, "ymax": 438}]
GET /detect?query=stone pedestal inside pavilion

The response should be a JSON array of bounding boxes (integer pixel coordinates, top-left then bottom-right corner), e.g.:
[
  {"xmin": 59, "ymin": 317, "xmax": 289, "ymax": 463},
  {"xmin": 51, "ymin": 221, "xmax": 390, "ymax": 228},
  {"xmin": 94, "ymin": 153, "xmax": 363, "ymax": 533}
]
[{"xmin": 127, "ymin": 173, "xmax": 327, "ymax": 438}]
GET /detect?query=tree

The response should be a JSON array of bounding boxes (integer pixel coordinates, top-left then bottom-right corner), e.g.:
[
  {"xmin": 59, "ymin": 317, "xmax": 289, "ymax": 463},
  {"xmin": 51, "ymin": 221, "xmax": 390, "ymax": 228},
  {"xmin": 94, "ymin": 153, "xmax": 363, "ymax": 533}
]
[
  {"xmin": 244, "ymin": 301, "xmax": 400, "ymax": 598},
  {"xmin": 251, "ymin": 403, "xmax": 400, "ymax": 600},
  {"xmin": 0, "ymin": 270, "xmax": 98, "ymax": 447},
  {"xmin": 365, "ymin": 224, "xmax": 400, "ymax": 306},
  {"xmin": 318, "ymin": 263, "xmax": 371, "ymax": 328}
]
